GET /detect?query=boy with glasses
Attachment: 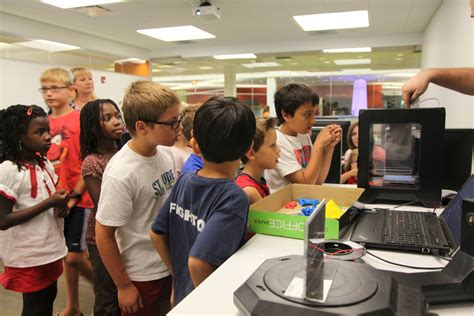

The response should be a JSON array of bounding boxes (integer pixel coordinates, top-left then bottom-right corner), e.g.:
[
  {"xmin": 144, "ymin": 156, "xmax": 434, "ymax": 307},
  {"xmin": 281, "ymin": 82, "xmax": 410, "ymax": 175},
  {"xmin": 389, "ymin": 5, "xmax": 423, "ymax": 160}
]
[
  {"xmin": 40, "ymin": 67, "xmax": 94, "ymax": 316},
  {"xmin": 96, "ymin": 80, "xmax": 181, "ymax": 316}
]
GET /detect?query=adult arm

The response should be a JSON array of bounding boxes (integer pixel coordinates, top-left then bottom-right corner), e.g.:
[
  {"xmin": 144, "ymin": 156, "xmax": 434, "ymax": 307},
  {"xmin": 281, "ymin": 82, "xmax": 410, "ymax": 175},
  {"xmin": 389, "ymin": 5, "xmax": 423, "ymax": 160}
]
[{"xmin": 402, "ymin": 68, "xmax": 474, "ymax": 107}]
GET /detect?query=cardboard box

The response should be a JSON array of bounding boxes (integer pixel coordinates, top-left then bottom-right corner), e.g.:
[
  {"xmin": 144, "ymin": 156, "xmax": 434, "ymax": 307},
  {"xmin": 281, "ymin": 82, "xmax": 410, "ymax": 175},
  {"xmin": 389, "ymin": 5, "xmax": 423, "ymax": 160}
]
[{"xmin": 248, "ymin": 184, "xmax": 364, "ymax": 240}]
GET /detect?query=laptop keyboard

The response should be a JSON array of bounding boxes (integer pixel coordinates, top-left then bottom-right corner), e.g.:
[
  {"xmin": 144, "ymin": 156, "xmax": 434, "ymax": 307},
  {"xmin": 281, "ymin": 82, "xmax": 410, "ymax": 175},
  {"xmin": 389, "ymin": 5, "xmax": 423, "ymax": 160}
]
[{"xmin": 382, "ymin": 210, "xmax": 429, "ymax": 246}]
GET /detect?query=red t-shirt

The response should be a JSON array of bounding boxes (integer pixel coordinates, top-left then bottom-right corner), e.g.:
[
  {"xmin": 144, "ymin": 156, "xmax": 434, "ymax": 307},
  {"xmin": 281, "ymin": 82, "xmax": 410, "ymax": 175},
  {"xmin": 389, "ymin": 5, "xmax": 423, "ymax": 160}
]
[
  {"xmin": 236, "ymin": 173, "xmax": 270, "ymax": 199},
  {"xmin": 47, "ymin": 110, "xmax": 92, "ymax": 208}
]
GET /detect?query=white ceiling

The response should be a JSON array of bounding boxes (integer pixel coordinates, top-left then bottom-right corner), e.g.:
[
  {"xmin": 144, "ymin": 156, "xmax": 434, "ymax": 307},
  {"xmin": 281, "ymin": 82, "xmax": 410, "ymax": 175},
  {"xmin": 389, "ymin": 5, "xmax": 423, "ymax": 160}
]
[{"xmin": 0, "ymin": 0, "xmax": 442, "ymax": 59}]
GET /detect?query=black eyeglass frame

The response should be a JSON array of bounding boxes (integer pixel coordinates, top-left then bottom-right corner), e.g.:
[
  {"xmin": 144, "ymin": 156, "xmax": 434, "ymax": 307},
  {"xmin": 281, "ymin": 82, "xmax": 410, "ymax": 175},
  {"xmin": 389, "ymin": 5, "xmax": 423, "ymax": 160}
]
[{"xmin": 145, "ymin": 113, "xmax": 183, "ymax": 130}]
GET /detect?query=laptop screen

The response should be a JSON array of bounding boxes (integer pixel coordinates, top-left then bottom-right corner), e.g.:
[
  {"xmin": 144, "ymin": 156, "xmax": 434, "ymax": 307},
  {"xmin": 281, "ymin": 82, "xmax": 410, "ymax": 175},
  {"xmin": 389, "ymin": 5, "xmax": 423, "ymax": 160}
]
[{"xmin": 440, "ymin": 175, "xmax": 474, "ymax": 246}]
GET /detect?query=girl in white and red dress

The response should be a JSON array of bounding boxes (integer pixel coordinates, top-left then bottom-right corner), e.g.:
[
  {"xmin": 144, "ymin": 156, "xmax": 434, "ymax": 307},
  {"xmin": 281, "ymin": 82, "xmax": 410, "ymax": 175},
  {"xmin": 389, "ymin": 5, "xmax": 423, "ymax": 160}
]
[{"xmin": 0, "ymin": 105, "xmax": 69, "ymax": 316}]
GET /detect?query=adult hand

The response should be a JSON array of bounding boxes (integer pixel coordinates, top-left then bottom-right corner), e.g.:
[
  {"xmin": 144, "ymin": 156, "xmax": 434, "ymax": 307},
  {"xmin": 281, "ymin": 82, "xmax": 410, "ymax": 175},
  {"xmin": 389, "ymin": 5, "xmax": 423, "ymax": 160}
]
[{"xmin": 402, "ymin": 70, "xmax": 432, "ymax": 108}]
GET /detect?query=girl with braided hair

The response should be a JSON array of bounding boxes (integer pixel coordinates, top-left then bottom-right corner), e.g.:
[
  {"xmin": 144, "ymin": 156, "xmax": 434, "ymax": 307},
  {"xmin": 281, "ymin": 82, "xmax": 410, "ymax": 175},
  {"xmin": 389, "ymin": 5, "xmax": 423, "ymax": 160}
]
[
  {"xmin": 0, "ymin": 104, "xmax": 69, "ymax": 316},
  {"xmin": 80, "ymin": 99, "xmax": 123, "ymax": 315}
]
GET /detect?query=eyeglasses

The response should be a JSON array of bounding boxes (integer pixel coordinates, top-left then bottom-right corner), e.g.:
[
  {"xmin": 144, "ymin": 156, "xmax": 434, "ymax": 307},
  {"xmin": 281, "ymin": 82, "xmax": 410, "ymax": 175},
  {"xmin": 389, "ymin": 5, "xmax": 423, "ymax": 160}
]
[
  {"xmin": 146, "ymin": 114, "xmax": 183, "ymax": 130},
  {"xmin": 38, "ymin": 86, "xmax": 69, "ymax": 93}
]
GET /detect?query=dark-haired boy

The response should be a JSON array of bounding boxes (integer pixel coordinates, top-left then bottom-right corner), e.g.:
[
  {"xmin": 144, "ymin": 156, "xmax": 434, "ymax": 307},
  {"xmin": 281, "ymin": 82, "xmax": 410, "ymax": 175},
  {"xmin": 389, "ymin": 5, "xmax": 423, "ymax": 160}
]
[
  {"xmin": 150, "ymin": 96, "xmax": 256, "ymax": 305},
  {"xmin": 265, "ymin": 83, "xmax": 342, "ymax": 192}
]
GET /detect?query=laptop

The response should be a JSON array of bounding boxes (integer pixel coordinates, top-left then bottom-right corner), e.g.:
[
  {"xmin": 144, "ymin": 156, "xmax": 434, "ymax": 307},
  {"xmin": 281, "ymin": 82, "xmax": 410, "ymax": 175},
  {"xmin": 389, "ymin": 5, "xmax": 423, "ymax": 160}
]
[{"xmin": 350, "ymin": 175, "xmax": 474, "ymax": 256}]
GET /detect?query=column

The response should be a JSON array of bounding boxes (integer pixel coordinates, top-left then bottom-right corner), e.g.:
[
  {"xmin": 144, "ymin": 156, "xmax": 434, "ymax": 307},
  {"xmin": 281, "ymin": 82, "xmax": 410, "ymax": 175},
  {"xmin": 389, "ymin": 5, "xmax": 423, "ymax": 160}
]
[{"xmin": 224, "ymin": 65, "xmax": 236, "ymax": 97}]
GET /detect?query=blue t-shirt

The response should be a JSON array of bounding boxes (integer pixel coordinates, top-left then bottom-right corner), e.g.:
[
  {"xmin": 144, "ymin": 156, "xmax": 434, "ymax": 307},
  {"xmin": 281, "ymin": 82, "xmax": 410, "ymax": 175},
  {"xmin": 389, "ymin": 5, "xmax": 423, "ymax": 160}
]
[
  {"xmin": 181, "ymin": 153, "xmax": 204, "ymax": 174},
  {"xmin": 151, "ymin": 172, "xmax": 249, "ymax": 305}
]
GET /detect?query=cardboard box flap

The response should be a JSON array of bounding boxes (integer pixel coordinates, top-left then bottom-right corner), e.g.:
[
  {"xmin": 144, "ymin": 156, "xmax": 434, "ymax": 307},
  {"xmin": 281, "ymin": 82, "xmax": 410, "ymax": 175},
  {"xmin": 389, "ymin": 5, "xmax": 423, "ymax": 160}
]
[{"xmin": 292, "ymin": 184, "xmax": 364, "ymax": 207}]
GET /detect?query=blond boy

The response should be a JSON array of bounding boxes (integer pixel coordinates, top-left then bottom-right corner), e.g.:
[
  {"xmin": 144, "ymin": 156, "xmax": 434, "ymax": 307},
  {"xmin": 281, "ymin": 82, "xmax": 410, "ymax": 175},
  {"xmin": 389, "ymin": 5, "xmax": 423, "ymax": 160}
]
[
  {"xmin": 95, "ymin": 80, "xmax": 181, "ymax": 316},
  {"xmin": 40, "ymin": 67, "xmax": 93, "ymax": 316}
]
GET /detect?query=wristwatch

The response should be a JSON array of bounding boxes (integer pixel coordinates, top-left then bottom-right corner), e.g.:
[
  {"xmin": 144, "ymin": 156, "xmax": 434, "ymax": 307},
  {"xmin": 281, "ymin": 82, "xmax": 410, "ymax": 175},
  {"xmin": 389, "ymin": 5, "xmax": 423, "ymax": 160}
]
[{"xmin": 69, "ymin": 190, "xmax": 82, "ymax": 199}]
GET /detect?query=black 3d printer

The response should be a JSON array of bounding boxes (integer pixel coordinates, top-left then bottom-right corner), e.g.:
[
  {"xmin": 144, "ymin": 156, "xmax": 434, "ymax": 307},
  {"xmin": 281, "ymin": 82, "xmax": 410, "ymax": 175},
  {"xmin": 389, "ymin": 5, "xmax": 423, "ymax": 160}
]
[{"xmin": 233, "ymin": 108, "xmax": 474, "ymax": 315}]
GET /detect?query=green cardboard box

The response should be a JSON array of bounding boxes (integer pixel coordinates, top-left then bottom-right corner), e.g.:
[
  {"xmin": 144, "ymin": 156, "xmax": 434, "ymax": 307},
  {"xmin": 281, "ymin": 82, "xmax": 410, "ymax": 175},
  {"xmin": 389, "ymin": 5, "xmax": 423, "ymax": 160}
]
[{"xmin": 248, "ymin": 184, "xmax": 364, "ymax": 239}]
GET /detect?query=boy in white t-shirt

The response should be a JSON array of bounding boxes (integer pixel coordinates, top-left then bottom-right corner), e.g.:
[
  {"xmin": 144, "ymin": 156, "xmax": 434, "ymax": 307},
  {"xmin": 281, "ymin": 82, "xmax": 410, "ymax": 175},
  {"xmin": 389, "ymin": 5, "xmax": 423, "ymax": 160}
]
[
  {"xmin": 265, "ymin": 83, "xmax": 342, "ymax": 192},
  {"xmin": 96, "ymin": 80, "xmax": 182, "ymax": 316}
]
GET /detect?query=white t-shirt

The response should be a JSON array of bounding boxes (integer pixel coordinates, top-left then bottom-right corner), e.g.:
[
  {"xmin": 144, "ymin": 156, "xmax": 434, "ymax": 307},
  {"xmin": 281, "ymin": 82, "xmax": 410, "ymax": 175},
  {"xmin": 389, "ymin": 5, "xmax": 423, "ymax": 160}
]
[
  {"xmin": 96, "ymin": 143, "xmax": 177, "ymax": 282},
  {"xmin": 0, "ymin": 160, "xmax": 67, "ymax": 268},
  {"xmin": 265, "ymin": 130, "xmax": 313, "ymax": 193}
]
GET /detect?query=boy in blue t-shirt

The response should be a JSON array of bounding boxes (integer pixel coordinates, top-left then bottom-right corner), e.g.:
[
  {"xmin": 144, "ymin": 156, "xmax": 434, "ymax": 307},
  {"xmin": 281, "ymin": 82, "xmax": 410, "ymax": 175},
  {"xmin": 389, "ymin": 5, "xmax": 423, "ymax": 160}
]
[{"xmin": 150, "ymin": 96, "xmax": 256, "ymax": 305}]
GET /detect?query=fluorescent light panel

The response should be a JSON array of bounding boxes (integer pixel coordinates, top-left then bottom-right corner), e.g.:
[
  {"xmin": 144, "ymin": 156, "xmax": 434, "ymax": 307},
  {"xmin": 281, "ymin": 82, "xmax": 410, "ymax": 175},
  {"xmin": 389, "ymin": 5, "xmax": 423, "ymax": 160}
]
[
  {"xmin": 16, "ymin": 39, "xmax": 79, "ymax": 52},
  {"xmin": 115, "ymin": 58, "xmax": 146, "ymax": 64},
  {"xmin": 41, "ymin": 0, "xmax": 122, "ymax": 9},
  {"xmin": 341, "ymin": 68, "xmax": 372, "ymax": 72},
  {"xmin": 293, "ymin": 10, "xmax": 369, "ymax": 31},
  {"xmin": 241, "ymin": 62, "xmax": 281, "ymax": 68},
  {"xmin": 323, "ymin": 47, "xmax": 371, "ymax": 53},
  {"xmin": 137, "ymin": 26, "xmax": 215, "ymax": 42},
  {"xmin": 334, "ymin": 58, "xmax": 371, "ymax": 65},
  {"xmin": 213, "ymin": 53, "xmax": 256, "ymax": 60}
]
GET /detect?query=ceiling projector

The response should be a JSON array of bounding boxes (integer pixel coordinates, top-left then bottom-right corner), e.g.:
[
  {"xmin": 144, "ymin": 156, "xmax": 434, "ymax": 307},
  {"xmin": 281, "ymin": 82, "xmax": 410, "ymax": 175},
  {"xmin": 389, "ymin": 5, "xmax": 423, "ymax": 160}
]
[{"xmin": 192, "ymin": 1, "xmax": 220, "ymax": 20}]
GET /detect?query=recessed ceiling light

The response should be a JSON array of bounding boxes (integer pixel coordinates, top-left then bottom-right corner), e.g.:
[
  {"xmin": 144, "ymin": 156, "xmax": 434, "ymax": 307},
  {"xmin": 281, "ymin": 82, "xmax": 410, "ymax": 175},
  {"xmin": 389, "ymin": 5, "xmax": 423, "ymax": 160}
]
[
  {"xmin": 293, "ymin": 10, "xmax": 369, "ymax": 31},
  {"xmin": 323, "ymin": 47, "xmax": 371, "ymax": 53},
  {"xmin": 137, "ymin": 26, "xmax": 215, "ymax": 42},
  {"xmin": 213, "ymin": 53, "xmax": 256, "ymax": 60},
  {"xmin": 334, "ymin": 58, "xmax": 371, "ymax": 65},
  {"xmin": 16, "ymin": 39, "xmax": 79, "ymax": 52},
  {"xmin": 324, "ymin": 61, "xmax": 331, "ymax": 64},
  {"xmin": 241, "ymin": 62, "xmax": 281, "ymax": 68},
  {"xmin": 152, "ymin": 69, "xmax": 163, "ymax": 72},
  {"xmin": 41, "ymin": 0, "xmax": 123, "ymax": 9},
  {"xmin": 396, "ymin": 53, "xmax": 404, "ymax": 57},
  {"xmin": 199, "ymin": 66, "xmax": 213, "ymax": 70},
  {"xmin": 395, "ymin": 58, "xmax": 403, "ymax": 61}
]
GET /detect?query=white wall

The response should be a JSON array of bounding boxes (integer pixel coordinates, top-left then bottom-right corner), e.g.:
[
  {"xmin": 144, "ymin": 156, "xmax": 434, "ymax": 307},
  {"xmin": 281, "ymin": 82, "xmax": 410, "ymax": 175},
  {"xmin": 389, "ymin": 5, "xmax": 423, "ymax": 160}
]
[
  {"xmin": 420, "ymin": 0, "xmax": 474, "ymax": 128},
  {"xmin": 0, "ymin": 58, "xmax": 146, "ymax": 111}
]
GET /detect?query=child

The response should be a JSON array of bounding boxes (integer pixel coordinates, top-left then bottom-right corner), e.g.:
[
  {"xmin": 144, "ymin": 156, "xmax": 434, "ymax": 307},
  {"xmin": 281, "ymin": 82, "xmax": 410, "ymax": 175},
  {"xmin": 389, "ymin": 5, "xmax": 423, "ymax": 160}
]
[
  {"xmin": 80, "ymin": 99, "xmax": 124, "ymax": 315},
  {"xmin": 71, "ymin": 67, "xmax": 97, "ymax": 110},
  {"xmin": 40, "ymin": 67, "xmax": 93, "ymax": 316},
  {"xmin": 171, "ymin": 104, "xmax": 200, "ymax": 175},
  {"xmin": 236, "ymin": 117, "xmax": 281, "ymax": 204},
  {"xmin": 341, "ymin": 148, "xmax": 358, "ymax": 184},
  {"xmin": 95, "ymin": 80, "xmax": 181, "ymax": 316},
  {"xmin": 341, "ymin": 122, "xmax": 359, "ymax": 184},
  {"xmin": 150, "ymin": 96, "xmax": 256, "ymax": 305},
  {"xmin": 0, "ymin": 105, "xmax": 69, "ymax": 315},
  {"xmin": 265, "ymin": 83, "xmax": 342, "ymax": 193}
]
